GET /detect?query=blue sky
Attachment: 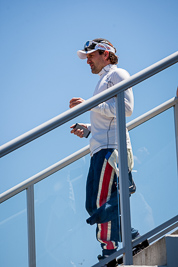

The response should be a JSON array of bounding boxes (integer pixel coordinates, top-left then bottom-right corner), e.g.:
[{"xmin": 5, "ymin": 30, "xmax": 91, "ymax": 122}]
[{"xmin": 0, "ymin": 1, "xmax": 178, "ymax": 266}]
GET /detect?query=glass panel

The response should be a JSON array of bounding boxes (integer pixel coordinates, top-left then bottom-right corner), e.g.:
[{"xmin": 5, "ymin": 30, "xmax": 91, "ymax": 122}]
[
  {"xmin": 0, "ymin": 191, "xmax": 28, "ymax": 267},
  {"xmin": 130, "ymin": 108, "xmax": 178, "ymax": 235},
  {"xmin": 0, "ymin": 117, "xmax": 90, "ymax": 194},
  {"xmin": 35, "ymin": 154, "xmax": 101, "ymax": 267},
  {"xmin": 34, "ymin": 108, "xmax": 178, "ymax": 266}
]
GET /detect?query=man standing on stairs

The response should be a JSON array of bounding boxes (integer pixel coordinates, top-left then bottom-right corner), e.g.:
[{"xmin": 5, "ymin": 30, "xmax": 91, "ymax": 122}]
[{"xmin": 69, "ymin": 38, "xmax": 139, "ymax": 266}]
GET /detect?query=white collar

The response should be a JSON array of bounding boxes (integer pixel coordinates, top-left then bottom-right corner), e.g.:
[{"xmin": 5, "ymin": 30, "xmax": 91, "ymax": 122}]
[{"xmin": 98, "ymin": 64, "xmax": 117, "ymax": 77}]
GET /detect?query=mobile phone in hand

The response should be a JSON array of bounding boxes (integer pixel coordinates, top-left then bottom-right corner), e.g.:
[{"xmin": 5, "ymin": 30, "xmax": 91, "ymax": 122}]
[{"xmin": 74, "ymin": 123, "xmax": 91, "ymax": 138}]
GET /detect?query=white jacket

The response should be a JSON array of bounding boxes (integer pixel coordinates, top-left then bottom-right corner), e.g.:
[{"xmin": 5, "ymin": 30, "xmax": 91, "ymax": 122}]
[{"xmin": 88, "ymin": 64, "xmax": 134, "ymax": 156}]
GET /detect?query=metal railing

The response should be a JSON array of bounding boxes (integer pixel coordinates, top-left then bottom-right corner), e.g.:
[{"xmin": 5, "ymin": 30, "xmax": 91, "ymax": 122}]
[
  {"xmin": 0, "ymin": 51, "xmax": 178, "ymax": 267},
  {"xmin": 1, "ymin": 52, "xmax": 178, "ymax": 158}
]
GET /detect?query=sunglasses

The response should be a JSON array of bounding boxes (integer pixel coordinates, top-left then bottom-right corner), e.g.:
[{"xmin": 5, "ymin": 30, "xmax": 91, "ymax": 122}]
[
  {"xmin": 84, "ymin": 40, "xmax": 98, "ymax": 50},
  {"xmin": 84, "ymin": 40, "xmax": 115, "ymax": 54}
]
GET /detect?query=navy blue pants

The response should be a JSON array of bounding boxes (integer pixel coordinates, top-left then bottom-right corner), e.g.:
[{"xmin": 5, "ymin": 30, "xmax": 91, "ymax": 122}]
[{"xmin": 86, "ymin": 149, "xmax": 138, "ymax": 254}]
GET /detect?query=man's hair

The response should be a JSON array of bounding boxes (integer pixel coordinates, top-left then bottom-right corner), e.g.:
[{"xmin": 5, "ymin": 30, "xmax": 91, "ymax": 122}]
[
  {"xmin": 98, "ymin": 50, "xmax": 118, "ymax": 64},
  {"xmin": 93, "ymin": 38, "xmax": 118, "ymax": 65}
]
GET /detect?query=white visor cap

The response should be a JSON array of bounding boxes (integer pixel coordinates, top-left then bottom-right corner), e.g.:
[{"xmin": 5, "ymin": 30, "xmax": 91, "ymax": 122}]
[{"xmin": 77, "ymin": 42, "xmax": 116, "ymax": 59}]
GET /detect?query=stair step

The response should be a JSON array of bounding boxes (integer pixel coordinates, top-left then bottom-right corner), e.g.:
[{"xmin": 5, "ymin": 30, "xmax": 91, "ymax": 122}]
[{"xmin": 132, "ymin": 230, "xmax": 178, "ymax": 266}]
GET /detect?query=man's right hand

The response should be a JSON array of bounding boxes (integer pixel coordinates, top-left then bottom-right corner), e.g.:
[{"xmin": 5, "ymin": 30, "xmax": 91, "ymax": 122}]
[{"xmin": 70, "ymin": 123, "xmax": 88, "ymax": 138}]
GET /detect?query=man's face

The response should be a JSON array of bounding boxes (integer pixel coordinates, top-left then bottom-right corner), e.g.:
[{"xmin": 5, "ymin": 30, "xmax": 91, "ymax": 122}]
[{"xmin": 86, "ymin": 50, "xmax": 109, "ymax": 74}]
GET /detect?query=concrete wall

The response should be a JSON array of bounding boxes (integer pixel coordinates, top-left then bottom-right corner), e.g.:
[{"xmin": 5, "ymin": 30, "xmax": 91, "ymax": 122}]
[{"xmin": 132, "ymin": 230, "xmax": 178, "ymax": 266}]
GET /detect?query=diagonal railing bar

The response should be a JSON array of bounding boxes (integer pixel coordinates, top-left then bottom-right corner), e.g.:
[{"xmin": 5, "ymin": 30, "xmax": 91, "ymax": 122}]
[
  {"xmin": 0, "ymin": 52, "xmax": 178, "ymax": 158},
  {"xmin": 148, "ymin": 221, "xmax": 178, "ymax": 245},
  {"xmin": 132, "ymin": 215, "xmax": 178, "ymax": 248},
  {"xmin": 0, "ymin": 97, "xmax": 177, "ymax": 204},
  {"xmin": 127, "ymin": 97, "xmax": 178, "ymax": 131},
  {"xmin": 0, "ymin": 145, "xmax": 90, "ymax": 203}
]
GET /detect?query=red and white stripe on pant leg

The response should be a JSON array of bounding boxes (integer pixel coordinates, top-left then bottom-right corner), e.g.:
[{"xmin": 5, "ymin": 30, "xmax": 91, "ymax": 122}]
[{"xmin": 96, "ymin": 158, "xmax": 117, "ymax": 250}]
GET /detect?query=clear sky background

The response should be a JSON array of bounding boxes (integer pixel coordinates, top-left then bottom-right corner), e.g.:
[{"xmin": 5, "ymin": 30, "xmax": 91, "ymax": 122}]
[{"xmin": 0, "ymin": 1, "xmax": 178, "ymax": 267}]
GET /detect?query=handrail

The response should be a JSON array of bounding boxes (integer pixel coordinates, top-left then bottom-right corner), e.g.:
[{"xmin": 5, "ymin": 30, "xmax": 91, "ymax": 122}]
[
  {"xmin": 127, "ymin": 97, "xmax": 178, "ymax": 131},
  {"xmin": 0, "ymin": 51, "xmax": 178, "ymax": 158},
  {"xmin": 1, "ymin": 52, "xmax": 178, "ymax": 266},
  {"xmin": 0, "ymin": 145, "xmax": 90, "ymax": 203},
  {"xmin": 0, "ymin": 96, "xmax": 177, "ymax": 203}
]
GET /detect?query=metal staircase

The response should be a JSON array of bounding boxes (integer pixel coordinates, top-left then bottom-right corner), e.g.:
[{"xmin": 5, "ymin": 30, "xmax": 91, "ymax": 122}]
[{"xmin": 0, "ymin": 52, "xmax": 178, "ymax": 267}]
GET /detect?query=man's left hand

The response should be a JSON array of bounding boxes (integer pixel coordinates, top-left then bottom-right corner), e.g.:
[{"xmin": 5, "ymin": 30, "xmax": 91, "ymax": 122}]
[{"xmin": 69, "ymin": 97, "xmax": 85, "ymax": 108}]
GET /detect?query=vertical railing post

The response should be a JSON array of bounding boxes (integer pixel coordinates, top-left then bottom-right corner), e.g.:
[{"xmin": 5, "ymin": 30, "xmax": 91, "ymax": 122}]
[
  {"xmin": 26, "ymin": 185, "xmax": 36, "ymax": 267},
  {"xmin": 115, "ymin": 92, "xmax": 133, "ymax": 265},
  {"xmin": 174, "ymin": 89, "xmax": 178, "ymax": 172}
]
